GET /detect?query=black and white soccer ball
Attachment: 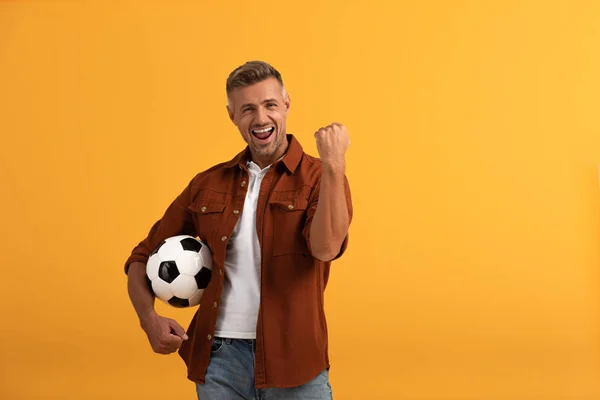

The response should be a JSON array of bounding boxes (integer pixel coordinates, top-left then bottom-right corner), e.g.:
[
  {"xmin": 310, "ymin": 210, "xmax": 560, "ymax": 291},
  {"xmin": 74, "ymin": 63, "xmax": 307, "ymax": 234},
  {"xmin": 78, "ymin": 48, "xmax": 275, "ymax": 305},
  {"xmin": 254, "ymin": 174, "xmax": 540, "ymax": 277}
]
[{"xmin": 146, "ymin": 235, "xmax": 213, "ymax": 308}]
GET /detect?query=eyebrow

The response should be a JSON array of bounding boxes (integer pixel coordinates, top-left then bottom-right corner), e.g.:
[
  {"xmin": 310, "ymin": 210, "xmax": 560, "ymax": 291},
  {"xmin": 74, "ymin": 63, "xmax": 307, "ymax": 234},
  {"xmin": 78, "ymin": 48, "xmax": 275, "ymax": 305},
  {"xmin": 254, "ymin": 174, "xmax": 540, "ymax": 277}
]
[{"xmin": 240, "ymin": 98, "xmax": 279, "ymax": 109}]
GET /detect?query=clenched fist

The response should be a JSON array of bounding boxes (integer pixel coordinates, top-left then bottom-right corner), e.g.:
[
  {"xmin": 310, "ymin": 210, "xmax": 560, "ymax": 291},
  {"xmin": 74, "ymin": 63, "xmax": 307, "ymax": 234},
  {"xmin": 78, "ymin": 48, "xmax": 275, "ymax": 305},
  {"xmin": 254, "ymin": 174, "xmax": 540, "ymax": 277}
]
[
  {"xmin": 315, "ymin": 122, "xmax": 350, "ymax": 167},
  {"xmin": 141, "ymin": 311, "xmax": 188, "ymax": 355}
]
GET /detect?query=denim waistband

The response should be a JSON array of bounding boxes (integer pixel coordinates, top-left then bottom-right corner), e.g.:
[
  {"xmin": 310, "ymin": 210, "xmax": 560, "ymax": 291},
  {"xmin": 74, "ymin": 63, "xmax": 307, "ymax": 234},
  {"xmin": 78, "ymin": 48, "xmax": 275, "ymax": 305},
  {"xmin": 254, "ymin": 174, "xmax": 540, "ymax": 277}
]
[{"xmin": 216, "ymin": 337, "xmax": 256, "ymax": 352}]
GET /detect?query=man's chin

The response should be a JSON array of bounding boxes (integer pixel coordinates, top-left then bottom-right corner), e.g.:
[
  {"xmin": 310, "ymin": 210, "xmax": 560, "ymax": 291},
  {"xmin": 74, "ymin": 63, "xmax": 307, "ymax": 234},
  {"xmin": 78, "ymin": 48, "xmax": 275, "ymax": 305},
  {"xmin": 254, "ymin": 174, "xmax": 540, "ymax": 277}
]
[
  {"xmin": 249, "ymin": 134, "xmax": 284, "ymax": 157},
  {"xmin": 251, "ymin": 140, "xmax": 276, "ymax": 155}
]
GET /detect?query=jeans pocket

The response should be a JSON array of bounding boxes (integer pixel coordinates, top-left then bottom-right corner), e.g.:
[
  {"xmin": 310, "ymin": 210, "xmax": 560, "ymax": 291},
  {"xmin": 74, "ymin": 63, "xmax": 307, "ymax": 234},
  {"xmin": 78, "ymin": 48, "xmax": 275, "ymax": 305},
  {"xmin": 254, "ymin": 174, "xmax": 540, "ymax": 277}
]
[{"xmin": 210, "ymin": 337, "xmax": 225, "ymax": 354}]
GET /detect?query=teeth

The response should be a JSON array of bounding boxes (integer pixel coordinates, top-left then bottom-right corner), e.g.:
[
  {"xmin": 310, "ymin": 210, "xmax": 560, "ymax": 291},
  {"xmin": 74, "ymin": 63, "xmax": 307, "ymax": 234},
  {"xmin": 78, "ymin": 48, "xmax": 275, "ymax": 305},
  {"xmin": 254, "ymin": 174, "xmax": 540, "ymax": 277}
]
[{"xmin": 253, "ymin": 127, "xmax": 273, "ymax": 133}]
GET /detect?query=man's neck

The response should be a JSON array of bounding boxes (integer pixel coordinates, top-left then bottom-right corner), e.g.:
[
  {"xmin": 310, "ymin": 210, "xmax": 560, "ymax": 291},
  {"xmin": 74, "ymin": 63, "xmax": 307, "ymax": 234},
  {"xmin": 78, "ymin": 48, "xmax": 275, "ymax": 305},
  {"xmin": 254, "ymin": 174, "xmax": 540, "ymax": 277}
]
[{"xmin": 251, "ymin": 142, "xmax": 288, "ymax": 170}]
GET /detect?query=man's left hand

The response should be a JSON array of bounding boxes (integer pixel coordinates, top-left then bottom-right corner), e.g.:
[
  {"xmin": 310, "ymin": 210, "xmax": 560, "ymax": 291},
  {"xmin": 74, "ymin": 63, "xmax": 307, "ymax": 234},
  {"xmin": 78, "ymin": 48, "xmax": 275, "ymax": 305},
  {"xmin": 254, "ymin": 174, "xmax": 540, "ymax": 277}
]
[{"xmin": 315, "ymin": 122, "xmax": 350, "ymax": 168}]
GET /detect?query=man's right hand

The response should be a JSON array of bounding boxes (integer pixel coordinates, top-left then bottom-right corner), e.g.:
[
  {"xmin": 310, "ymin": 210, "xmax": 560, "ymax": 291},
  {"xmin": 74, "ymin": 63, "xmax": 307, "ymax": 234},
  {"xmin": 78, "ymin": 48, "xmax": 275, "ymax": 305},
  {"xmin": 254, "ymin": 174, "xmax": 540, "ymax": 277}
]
[{"xmin": 140, "ymin": 311, "xmax": 189, "ymax": 355}]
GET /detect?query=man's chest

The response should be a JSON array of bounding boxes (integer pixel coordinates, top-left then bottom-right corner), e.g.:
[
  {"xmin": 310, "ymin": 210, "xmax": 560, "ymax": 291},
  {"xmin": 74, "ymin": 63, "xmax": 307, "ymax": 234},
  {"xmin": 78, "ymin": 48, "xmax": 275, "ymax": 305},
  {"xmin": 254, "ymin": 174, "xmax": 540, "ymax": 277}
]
[{"xmin": 187, "ymin": 168, "xmax": 316, "ymax": 260}]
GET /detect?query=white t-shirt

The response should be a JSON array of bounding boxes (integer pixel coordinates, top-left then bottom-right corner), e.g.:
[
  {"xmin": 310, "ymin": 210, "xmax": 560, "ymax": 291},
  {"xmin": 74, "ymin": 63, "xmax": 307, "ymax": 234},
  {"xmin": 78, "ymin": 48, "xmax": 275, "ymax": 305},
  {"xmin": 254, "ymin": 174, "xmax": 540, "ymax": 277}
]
[{"xmin": 214, "ymin": 160, "xmax": 270, "ymax": 339}]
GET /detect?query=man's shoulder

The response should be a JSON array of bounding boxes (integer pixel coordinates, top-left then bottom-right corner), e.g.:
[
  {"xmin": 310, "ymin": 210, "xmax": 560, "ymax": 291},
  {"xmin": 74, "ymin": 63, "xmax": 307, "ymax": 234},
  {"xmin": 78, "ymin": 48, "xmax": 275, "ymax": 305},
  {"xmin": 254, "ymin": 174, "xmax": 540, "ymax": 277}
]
[
  {"xmin": 296, "ymin": 151, "xmax": 323, "ymax": 180},
  {"xmin": 196, "ymin": 160, "xmax": 233, "ymax": 176},
  {"xmin": 301, "ymin": 151, "xmax": 321, "ymax": 166},
  {"xmin": 185, "ymin": 158, "xmax": 238, "ymax": 193}
]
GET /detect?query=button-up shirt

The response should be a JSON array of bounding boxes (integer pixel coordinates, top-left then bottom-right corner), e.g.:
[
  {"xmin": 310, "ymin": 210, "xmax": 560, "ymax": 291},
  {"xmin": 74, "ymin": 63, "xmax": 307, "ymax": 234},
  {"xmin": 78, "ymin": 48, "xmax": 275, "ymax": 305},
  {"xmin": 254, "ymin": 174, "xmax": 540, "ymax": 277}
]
[{"xmin": 124, "ymin": 134, "xmax": 353, "ymax": 388}]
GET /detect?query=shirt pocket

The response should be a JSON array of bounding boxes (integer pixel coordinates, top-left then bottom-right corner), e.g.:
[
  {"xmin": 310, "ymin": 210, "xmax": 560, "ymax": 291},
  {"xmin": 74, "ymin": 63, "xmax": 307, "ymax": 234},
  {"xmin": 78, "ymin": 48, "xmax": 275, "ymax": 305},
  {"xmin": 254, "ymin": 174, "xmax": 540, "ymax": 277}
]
[
  {"xmin": 269, "ymin": 194, "xmax": 310, "ymax": 257},
  {"xmin": 188, "ymin": 201, "xmax": 226, "ymax": 247}
]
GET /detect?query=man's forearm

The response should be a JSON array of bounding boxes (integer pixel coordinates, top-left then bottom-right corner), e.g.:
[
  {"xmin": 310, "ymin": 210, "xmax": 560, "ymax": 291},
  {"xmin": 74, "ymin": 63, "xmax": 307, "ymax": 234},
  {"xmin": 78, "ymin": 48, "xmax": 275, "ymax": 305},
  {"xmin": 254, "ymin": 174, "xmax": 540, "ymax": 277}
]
[
  {"xmin": 127, "ymin": 262, "xmax": 157, "ymax": 325},
  {"xmin": 309, "ymin": 162, "xmax": 350, "ymax": 261}
]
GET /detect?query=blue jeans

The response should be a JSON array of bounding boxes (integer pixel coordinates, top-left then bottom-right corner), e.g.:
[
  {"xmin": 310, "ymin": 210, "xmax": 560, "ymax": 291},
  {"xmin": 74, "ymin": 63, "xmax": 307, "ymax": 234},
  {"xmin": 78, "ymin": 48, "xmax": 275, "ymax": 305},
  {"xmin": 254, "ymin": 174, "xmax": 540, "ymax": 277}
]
[{"xmin": 196, "ymin": 337, "xmax": 333, "ymax": 400}]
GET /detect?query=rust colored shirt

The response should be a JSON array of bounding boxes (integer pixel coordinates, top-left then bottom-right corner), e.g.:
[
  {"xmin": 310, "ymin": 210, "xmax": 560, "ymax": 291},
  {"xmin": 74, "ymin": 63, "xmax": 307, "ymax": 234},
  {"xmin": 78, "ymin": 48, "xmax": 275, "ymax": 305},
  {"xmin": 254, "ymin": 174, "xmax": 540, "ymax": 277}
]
[{"xmin": 124, "ymin": 135, "xmax": 353, "ymax": 389}]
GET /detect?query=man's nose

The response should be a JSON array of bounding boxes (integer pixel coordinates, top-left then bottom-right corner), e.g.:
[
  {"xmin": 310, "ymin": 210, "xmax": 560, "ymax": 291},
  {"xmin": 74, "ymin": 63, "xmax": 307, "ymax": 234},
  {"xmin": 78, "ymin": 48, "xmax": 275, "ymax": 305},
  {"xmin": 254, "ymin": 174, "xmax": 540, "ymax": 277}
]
[{"xmin": 255, "ymin": 106, "xmax": 269, "ymax": 124}]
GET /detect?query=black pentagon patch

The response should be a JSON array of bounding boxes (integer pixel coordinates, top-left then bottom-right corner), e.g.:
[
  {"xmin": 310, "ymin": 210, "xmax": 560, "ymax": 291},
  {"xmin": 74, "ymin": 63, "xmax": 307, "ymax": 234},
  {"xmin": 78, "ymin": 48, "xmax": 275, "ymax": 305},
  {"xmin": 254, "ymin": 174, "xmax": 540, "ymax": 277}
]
[
  {"xmin": 150, "ymin": 240, "xmax": 166, "ymax": 256},
  {"xmin": 195, "ymin": 267, "xmax": 212, "ymax": 289},
  {"xmin": 180, "ymin": 237, "xmax": 202, "ymax": 252},
  {"xmin": 158, "ymin": 261, "xmax": 180, "ymax": 283},
  {"xmin": 168, "ymin": 297, "xmax": 190, "ymax": 308}
]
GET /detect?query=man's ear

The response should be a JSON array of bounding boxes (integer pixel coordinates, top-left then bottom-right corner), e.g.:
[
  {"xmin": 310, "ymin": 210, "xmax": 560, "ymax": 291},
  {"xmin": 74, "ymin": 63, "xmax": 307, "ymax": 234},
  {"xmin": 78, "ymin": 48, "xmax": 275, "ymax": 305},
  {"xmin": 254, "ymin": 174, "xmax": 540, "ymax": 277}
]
[{"xmin": 284, "ymin": 93, "xmax": 291, "ymax": 115}]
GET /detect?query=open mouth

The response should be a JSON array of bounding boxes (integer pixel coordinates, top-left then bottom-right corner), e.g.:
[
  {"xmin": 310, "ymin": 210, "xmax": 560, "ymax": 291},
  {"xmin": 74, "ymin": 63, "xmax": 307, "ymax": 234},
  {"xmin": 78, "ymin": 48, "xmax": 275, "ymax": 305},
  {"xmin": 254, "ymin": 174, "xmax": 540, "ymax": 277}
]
[{"xmin": 251, "ymin": 127, "xmax": 275, "ymax": 141}]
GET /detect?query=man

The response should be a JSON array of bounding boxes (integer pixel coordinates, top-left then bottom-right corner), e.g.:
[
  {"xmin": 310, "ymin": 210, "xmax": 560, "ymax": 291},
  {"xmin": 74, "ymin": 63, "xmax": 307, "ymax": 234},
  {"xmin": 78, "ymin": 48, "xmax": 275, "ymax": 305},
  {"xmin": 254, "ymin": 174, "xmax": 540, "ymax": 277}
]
[{"xmin": 124, "ymin": 60, "xmax": 352, "ymax": 400}]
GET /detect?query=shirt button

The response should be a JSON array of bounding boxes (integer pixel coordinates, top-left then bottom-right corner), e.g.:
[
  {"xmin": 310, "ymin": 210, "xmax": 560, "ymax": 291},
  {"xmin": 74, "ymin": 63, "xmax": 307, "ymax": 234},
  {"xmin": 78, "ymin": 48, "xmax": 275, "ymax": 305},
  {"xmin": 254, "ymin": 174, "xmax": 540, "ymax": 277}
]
[
  {"xmin": 221, "ymin": 236, "xmax": 227, "ymax": 241},
  {"xmin": 201, "ymin": 206, "xmax": 207, "ymax": 212},
  {"xmin": 233, "ymin": 210, "xmax": 240, "ymax": 215},
  {"xmin": 288, "ymin": 204, "xmax": 294, "ymax": 210},
  {"xmin": 241, "ymin": 181, "xmax": 246, "ymax": 187},
  {"xmin": 219, "ymin": 268, "xmax": 223, "ymax": 275},
  {"xmin": 207, "ymin": 334, "xmax": 212, "ymax": 340},
  {"xmin": 213, "ymin": 302, "xmax": 218, "ymax": 308}
]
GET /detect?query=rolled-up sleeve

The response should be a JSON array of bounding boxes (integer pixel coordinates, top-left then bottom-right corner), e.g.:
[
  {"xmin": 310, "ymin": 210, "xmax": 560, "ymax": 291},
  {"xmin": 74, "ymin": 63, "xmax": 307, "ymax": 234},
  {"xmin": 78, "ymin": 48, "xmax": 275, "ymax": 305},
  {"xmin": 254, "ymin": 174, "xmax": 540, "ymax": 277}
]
[{"xmin": 302, "ymin": 174, "xmax": 353, "ymax": 261}]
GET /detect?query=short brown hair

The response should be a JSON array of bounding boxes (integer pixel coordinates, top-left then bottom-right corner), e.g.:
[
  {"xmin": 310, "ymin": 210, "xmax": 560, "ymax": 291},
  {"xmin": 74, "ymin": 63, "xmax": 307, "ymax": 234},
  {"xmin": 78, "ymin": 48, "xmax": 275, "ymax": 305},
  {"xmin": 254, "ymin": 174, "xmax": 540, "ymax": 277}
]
[{"xmin": 226, "ymin": 60, "xmax": 284, "ymax": 96}]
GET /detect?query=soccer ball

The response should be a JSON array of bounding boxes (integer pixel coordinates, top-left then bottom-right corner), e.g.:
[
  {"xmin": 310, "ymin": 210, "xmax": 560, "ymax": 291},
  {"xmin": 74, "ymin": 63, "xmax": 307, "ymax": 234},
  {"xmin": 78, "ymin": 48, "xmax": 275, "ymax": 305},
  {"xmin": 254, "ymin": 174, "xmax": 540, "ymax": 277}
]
[{"xmin": 146, "ymin": 235, "xmax": 213, "ymax": 308}]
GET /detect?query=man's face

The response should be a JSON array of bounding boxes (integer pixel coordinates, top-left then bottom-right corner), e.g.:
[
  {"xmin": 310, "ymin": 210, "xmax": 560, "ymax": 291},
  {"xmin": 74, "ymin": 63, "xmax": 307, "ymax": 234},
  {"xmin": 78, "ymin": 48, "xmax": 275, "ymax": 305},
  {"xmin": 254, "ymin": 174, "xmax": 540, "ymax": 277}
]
[{"xmin": 227, "ymin": 77, "xmax": 290, "ymax": 161}]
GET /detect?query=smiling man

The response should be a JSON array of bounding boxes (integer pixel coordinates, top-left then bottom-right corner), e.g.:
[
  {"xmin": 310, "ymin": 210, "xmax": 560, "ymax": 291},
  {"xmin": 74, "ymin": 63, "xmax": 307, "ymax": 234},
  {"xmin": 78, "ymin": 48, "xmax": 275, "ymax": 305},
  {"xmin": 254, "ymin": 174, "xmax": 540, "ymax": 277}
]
[{"xmin": 125, "ymin": 60, "xmax": 353, "ymax": 400}]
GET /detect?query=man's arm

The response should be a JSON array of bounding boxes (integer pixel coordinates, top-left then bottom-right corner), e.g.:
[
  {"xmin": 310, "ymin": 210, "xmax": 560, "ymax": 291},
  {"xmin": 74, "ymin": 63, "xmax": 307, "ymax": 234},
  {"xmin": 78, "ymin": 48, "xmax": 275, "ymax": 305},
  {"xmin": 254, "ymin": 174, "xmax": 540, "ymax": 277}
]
[
  {"xmin": 308, "ymin": 122, "xmax": 352, "ymax": 262},
  {"xmin": 309, "ymin": 164, "xmax": 351, "ymax": 261},
  {"xmin": 127, "ymin": 261, "xmax": 157, "ymax": 325},
  {"xmin": 123, "ymin": 178, "xmax": 197, "ymax": 353}
]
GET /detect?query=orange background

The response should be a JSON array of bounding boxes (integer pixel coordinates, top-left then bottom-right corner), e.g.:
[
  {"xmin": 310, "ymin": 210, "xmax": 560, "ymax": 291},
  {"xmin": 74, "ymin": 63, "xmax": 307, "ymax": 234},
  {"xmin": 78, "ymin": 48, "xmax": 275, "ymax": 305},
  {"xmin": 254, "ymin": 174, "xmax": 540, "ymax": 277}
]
[{"xmin": 1, "ymin": 1, "xmax": 600, "ymax": 399}]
